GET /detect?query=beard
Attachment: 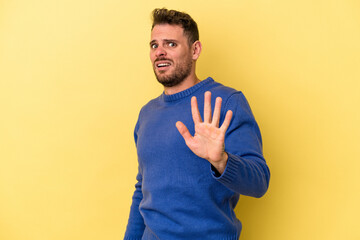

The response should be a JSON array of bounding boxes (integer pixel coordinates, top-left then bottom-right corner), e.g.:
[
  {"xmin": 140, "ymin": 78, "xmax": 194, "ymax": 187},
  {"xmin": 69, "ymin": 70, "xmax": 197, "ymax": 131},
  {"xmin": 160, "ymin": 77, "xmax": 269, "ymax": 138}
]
[{"xmin": 153, "ymin": 57, "xmax": 193, "ymax": 88}]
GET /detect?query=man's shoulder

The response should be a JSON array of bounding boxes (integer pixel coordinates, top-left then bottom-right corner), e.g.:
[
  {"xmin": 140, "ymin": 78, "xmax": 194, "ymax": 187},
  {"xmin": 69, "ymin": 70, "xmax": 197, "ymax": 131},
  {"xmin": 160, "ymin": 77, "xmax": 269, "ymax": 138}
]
[
  {"xmin": 138, "ymin": 95, "xmax": 161, "ymax": 114},
  {"xmin": 206, "ymin": 78, "xmax": 242, "ymax": 100}
]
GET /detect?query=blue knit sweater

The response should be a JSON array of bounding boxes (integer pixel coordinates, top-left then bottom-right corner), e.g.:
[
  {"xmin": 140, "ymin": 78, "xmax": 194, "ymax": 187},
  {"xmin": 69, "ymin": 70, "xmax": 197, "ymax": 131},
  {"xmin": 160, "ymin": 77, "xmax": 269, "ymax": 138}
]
[{"xmin": 124, "ymin": 78, "xmax": 270, "ymax": 240}]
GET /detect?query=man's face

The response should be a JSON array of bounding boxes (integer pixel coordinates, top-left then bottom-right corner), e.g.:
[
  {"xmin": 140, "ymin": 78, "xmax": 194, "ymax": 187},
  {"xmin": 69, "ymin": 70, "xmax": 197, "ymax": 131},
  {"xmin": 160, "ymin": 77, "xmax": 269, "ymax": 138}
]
[{"xmin": 150, "ymin": 24, "xmax": 193, "ymax": 88}]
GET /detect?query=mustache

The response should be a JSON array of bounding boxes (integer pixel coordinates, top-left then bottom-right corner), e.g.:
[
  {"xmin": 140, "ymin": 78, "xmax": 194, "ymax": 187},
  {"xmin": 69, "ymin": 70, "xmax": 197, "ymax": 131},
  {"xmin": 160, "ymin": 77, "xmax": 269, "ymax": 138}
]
[{"xmin": 155, "ymin": 57, "xmax": 173, "ymax": 63}]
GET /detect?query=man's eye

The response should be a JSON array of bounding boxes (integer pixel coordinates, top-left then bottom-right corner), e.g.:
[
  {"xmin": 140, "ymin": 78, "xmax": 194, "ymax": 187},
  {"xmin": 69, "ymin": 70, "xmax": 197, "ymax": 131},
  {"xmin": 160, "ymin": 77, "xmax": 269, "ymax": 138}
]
[
  {"xmin": 168, "ymin": 42, "xmax": 177, "ymax": 47},
  {"xmin": 151, "ymin": 44, "xmax": 158, "ymax": 49}
]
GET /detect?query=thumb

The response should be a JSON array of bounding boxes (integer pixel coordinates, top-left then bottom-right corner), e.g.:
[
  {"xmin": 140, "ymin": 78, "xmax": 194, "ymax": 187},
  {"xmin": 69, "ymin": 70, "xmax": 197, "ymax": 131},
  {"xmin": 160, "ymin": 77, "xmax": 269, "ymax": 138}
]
[{"xmin": 176, "ymin": 121, "xmax": 193, "ymax": 143}]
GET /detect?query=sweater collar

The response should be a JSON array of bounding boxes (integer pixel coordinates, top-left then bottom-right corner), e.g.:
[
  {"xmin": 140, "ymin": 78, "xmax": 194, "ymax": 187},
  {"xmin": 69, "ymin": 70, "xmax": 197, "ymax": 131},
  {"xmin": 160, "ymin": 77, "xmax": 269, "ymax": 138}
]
[{"xmin": 161, "ymin": 77, "xmax": 214, "ymax": 102}]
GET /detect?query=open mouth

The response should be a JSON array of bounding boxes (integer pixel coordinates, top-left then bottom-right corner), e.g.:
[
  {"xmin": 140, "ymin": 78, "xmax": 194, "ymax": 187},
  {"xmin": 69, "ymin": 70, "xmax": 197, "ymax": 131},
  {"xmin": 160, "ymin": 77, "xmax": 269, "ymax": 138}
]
[
  {"xmin": 157, "ymin": 63, "xmax": 171, "ymax": 68},
  {"xmin": 155, "ymin": 61, "xmax": 172, "ymax": 69}
]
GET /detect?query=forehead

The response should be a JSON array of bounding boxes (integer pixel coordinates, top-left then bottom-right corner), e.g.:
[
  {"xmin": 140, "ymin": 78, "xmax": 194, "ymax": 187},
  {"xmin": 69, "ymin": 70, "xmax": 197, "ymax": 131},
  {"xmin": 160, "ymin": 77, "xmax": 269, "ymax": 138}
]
[{"xmin": 150, "ymin": 24, "xmax": 186, "ymax": 42}]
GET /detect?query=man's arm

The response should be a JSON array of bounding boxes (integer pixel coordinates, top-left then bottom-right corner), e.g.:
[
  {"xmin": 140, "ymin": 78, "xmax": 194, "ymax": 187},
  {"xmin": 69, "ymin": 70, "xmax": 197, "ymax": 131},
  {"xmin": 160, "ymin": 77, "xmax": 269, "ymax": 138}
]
[
  {"xmin": 124, "ymin": 124, "xmax": 145, "ymax": 240},
  {"xmin": 124, "ymin": 169, "xmax": 145, "ymax": 240},
  {"xmin": 176, "ymin": 91, "xmax": 270, "ymax": 198}
]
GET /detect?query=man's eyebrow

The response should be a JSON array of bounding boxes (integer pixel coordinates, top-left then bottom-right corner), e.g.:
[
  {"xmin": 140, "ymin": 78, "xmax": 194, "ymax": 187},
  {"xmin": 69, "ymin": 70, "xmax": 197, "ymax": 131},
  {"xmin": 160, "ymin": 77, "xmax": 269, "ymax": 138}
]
[
  {"xmin": 149, "ymin": 39, "xmax": 178, "ymax": 45},
  {"xmin": 163, "ymin": 39, "xmax": 178, "ymax": 43}
]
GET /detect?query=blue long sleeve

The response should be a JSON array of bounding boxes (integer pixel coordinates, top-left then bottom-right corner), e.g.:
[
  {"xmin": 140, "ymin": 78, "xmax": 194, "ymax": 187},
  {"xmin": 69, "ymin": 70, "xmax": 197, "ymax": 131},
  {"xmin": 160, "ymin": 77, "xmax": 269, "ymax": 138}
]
[
  {"xmin": 211, "ymin": 92, "xmax": 270, "ymax": 197},
  {"xmin": 124, "ymin": 124, "xmax": 145, "ymax": 240},
  {"xmin": 124, "ymin": 170, "xmax": 145, "ymax": 240}
]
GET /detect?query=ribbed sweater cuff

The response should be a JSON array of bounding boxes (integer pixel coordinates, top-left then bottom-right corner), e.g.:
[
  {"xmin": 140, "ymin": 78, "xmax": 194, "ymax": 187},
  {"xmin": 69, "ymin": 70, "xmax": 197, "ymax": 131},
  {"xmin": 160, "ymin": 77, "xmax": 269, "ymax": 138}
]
[
  {"xmin": 211, "ymin": 152, "xmax": 239, "ymax": 185},
  {"xmin": 124, "ymin": 236, "xmax": 142, "ymax": 240}
]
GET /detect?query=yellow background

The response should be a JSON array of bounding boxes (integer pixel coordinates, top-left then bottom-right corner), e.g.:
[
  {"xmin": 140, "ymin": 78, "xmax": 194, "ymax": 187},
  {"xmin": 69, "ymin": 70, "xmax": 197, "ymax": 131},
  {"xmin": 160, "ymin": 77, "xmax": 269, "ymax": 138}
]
[{"xmin": 1, "ymin": 0, "xmax": 359, "ymax": 239}]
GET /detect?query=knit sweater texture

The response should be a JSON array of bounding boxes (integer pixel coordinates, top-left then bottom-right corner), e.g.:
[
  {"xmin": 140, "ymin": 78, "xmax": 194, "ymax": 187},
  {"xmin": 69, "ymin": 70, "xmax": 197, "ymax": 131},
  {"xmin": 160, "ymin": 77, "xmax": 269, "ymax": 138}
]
[{"xmin": 124, "ymin": 78, "xmax": 270, "ymax": 240}]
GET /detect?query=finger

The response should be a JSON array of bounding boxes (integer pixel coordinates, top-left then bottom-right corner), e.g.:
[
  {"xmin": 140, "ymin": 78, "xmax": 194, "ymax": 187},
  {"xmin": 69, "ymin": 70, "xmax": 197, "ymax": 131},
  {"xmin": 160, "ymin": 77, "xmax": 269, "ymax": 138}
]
[
  {"xmin": 220, "ymin": 110, "xmax": 233, "ymax": 132},
  {"xmin": 176, "ymin": 121, "xmax": 193, "ymax": 144},
  {"xmin": 191, "ymin": 96, "xmax": 202, "ymax": 124},
  {"xmin": 204, "ymin": 91, "xmax": 212, "ymax": 123},
  {"xmin": 212, "ymin": 97, "xmax": 222, "ymax": 127}
]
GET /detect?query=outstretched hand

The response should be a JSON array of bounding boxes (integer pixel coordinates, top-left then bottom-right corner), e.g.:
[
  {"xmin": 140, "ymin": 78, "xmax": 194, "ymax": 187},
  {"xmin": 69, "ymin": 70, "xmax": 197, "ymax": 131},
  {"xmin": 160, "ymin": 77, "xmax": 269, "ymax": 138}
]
[{"xmin": 176, "ymin": 91, "xmax": 233, "ymax": 174}]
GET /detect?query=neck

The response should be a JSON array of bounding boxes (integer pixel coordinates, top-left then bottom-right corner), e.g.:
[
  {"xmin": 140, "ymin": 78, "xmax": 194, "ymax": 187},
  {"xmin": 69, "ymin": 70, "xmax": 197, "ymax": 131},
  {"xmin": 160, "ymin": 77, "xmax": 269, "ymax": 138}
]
[{"xmin": 164, "ymin": 74, "xmax": 200, "ymax": 95}]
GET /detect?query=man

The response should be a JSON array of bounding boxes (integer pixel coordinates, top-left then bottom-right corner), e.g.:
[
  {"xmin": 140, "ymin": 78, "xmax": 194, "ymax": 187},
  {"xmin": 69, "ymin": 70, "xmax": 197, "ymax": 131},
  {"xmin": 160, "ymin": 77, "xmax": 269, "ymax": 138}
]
[{"xmin": 124, "ymin": 8, "xmax": 270, "ymax": 240}]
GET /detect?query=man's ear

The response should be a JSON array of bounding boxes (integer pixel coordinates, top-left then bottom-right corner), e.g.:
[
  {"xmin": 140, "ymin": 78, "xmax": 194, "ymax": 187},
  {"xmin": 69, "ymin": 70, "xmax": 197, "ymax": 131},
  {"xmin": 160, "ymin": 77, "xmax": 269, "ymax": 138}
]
[{"xmin": 192, "ymin": 41, "xmax": 202, "ymax": 60}]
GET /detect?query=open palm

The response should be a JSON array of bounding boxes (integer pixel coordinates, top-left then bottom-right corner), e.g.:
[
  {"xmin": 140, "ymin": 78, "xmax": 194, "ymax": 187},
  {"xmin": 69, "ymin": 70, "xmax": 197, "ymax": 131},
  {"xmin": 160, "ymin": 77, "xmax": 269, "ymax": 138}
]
[{"xmin": 176, "ymin": 91, "xmax": 233, "ymax": 174}]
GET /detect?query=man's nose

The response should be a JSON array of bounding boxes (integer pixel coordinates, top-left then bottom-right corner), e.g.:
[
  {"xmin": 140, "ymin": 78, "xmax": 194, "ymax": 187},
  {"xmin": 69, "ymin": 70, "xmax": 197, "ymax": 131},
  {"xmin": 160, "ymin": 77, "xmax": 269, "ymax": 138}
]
[{"xmin": 155, "ymin": 46, "xmax": 166, "ymax": 57}]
